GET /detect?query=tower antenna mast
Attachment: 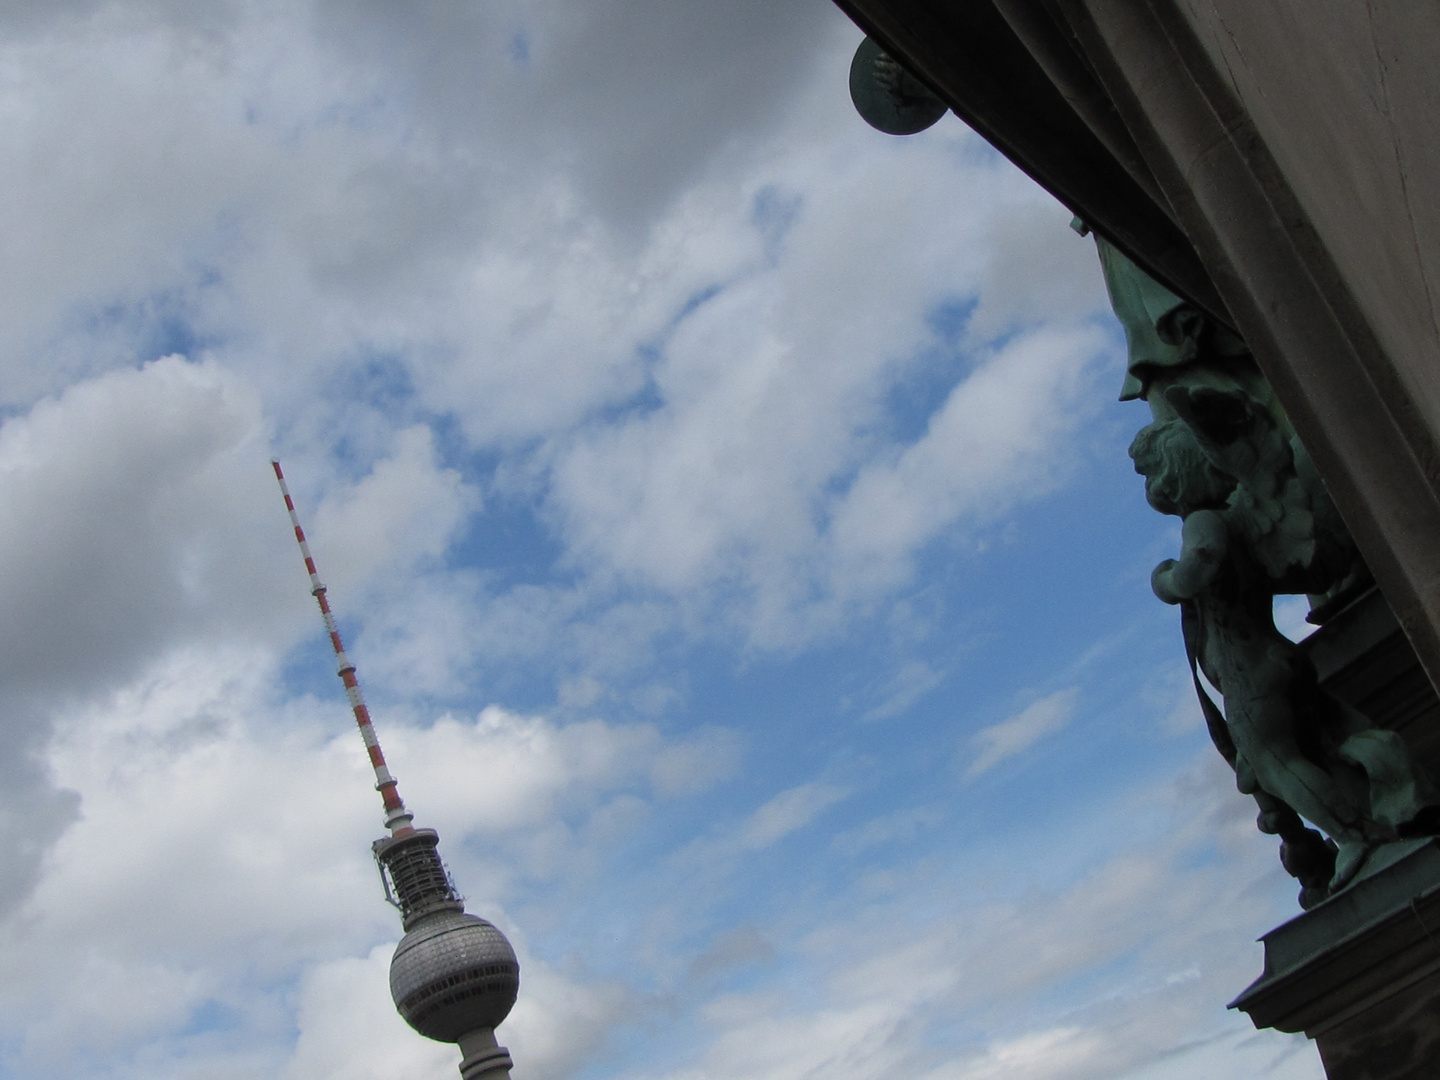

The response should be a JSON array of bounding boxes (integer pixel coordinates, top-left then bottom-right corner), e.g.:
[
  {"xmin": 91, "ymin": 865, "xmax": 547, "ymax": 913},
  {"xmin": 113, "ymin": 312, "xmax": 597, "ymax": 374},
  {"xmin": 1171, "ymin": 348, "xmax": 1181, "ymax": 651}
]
[
  {"xmin": 272, "ymin": 460, "xmax": 413, "ymax": 835},
  {"xmin": 273, "ymin": 459, "xmax": 520, "ymax": 1080}
]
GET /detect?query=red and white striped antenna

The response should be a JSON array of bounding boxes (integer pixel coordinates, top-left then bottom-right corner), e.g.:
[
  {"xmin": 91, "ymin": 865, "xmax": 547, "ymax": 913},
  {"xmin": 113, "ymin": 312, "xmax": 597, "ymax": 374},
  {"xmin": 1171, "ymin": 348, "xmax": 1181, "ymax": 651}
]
[{"xmin": 272, "ymin": 459, "xmax": 415, "ymax": 837}]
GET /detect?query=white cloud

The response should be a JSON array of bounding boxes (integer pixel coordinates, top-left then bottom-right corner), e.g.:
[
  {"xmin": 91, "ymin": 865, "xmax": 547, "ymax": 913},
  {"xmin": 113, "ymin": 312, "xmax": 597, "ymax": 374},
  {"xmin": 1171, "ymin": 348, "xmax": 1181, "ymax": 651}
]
[
  {"xmin": 651, "ymin": 727, "xmax": 744, "ymax": 798},
  {"xmin": 501, "ymin": 953, "xmax": 632, "ymax": 1080},
  {"xmin": 829, "ymin": 326, "xmax": 1107, "ymax": 597},
  {"xmin": 0, "ymin": 356, "xmax": 277, "ymax": 692},
  {"xmin": 862, "ymin": 661, "xmax": 947, "ymax": 722},
  {"xmin": 399, "ymin": 705, "xmax": 672, "ymax": 837},
  {"xmin": 966, "ymin": 205, "xmax": 1109, "ymax": 342},
  {"xmin": 965, "ymin": 687, "xmax": 1080, "ymax": 779},
  {"xmin": 284, "ymin": 945, "xmax": 457, "ymax": 1080},
  {"xmin": 738, "ymin": 783, "xmax": 849, "ymax": 851},
  {"xmin": 0, "ymin": 355, "xmax": 296, "ymax": 916},
  {"xmin": 1115, "ymin": 1029, "xmax": 1320, "ymax": 1080},
  {"xmin": 0, "ymin": 0, "xmax": 1117, "ymax": 671},
  {"xmin": 1157, "ymin": 675, "xmax": 1206, "ymax": 737},
  {"xmin": 542, "ymin": 190, "xmax": 1109, "ymax": 646},
  {"xmin": 831, "ymin": 805, "xmax": 943, "ymax": 856},
  {"xmin": 0, "ymin": 644, "xmax": 724, "ymax": 1079},
  {"xmin": 638, "ymin": 757, "xmax": 1321, "ymax": 1080},
  {"xmin": 939, "ymin": 1027, "xmax": 1106, "ymax": 1080},
  {"xmin": 306, "ymin": 426, "xmax": 478, "ymax": 590}
]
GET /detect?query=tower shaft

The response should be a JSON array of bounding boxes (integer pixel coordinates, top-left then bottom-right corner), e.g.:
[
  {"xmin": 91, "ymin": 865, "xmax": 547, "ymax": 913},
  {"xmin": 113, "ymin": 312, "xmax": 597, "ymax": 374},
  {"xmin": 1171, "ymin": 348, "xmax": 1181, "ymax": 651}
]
[{"xmin": 272, "ymin": 459, "xmax": 518, "ymax": 1080}]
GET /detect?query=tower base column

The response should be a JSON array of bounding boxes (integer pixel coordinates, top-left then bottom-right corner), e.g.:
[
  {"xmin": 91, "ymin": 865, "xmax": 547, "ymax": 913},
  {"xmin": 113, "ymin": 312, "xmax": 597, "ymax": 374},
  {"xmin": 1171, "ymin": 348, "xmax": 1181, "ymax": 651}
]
[{"xmin": 458, "ymin": 1028, "xmax": 513, "ymax": 1080}]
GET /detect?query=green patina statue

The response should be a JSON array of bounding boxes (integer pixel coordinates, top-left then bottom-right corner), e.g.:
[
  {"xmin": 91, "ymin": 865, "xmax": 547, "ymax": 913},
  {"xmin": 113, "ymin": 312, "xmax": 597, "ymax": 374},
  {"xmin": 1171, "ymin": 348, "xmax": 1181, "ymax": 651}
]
[
  {"xmin": 1133, "ymin": 404, "xmax": 1435, "ymax": 892},
  {"xmin": 1093, "ymin": 230, "xmax": 1440, "ymax": 904}
]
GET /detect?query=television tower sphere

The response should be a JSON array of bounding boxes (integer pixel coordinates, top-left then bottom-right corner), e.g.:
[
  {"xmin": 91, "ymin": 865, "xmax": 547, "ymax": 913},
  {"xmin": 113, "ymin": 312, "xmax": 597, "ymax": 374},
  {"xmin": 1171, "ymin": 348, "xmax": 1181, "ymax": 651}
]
[{"xmin": 390, "ymin": 910, "xmax": 521, "ymax": 1041}]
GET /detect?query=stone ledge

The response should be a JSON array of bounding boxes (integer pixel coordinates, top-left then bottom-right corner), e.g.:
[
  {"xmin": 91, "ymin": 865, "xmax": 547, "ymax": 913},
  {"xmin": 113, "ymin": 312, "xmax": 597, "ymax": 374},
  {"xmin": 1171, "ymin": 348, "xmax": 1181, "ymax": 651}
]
[{"xmin": 1232, "ymin": 839, "xmax": 1440, "ymax": 1035}]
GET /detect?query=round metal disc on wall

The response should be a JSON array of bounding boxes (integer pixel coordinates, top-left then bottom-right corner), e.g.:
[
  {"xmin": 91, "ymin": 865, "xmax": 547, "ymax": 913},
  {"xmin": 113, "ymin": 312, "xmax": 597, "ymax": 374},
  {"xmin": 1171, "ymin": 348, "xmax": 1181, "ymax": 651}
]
[{"xmin": 848, "ymin": 37, "xmax": 948, "ymax": 136}]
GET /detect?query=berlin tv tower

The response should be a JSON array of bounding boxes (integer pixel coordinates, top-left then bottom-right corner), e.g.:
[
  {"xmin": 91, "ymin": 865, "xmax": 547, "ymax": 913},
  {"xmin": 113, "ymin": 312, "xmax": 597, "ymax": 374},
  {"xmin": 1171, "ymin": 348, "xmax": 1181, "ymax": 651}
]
[{"xmin": 273, "ymin": 460, "xmax": 520, "ymax": 1080}]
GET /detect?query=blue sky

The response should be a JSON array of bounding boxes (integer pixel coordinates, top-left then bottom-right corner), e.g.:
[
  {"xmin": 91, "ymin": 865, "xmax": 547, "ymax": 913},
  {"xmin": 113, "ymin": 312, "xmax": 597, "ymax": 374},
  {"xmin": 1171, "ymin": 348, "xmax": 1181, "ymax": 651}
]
[{"xmin": 0, "ymin": 2, "xmax": 1324, "ymax": 1078}]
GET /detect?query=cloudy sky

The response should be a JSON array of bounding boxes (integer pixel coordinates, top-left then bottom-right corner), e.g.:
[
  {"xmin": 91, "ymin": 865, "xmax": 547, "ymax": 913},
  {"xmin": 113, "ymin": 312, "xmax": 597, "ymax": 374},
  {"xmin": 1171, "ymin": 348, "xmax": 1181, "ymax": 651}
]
[{"xmin": 0, "ymin": 3, "xmax": 1326, "ymax": 1079}]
